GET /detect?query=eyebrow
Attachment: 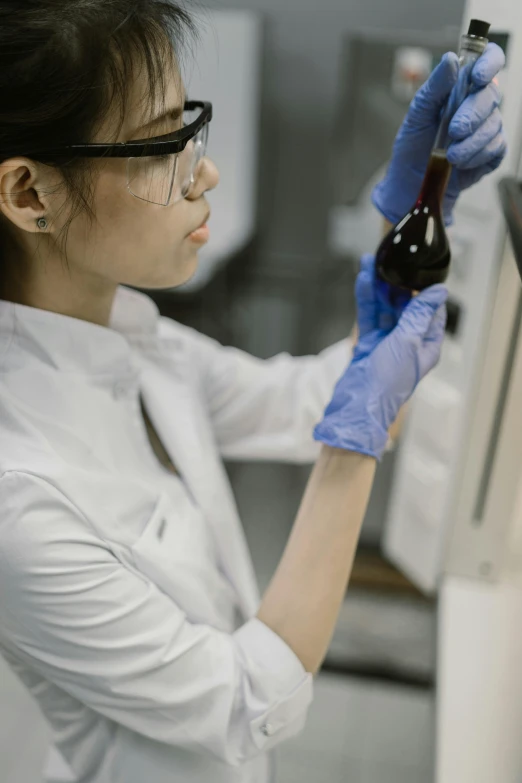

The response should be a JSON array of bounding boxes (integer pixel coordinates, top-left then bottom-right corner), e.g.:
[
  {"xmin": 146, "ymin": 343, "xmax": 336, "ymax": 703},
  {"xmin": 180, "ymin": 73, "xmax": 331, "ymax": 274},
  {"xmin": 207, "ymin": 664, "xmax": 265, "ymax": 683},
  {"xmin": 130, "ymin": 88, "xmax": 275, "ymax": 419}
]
[{"xmin": 135, "ymin": 104, "xmax": 184, "ymax": 135}]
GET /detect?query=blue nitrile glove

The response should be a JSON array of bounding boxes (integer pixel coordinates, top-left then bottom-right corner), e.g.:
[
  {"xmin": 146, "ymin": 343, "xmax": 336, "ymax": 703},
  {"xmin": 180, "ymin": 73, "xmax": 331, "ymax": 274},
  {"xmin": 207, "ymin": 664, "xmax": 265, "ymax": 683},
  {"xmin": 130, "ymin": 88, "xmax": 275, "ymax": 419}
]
[
  {"xmin": 372, "ymin": 43, "xmax": 507, "ymax": 227},
  {"xmin": 355, "ymin": 254, "xmax": 411, "ymax": 358},
  {"xmin": 314, "ymin": 256, "xmax": 448, "ymax": 460}
]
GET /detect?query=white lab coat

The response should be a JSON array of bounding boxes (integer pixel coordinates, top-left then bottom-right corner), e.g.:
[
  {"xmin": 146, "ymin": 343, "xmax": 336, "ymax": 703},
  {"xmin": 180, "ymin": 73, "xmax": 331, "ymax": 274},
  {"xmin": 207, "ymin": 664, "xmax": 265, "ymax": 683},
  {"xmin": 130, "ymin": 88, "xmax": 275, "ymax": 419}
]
[{"xmin": 0, "ymin": 286, "xmax": 351, "ymax": 783}]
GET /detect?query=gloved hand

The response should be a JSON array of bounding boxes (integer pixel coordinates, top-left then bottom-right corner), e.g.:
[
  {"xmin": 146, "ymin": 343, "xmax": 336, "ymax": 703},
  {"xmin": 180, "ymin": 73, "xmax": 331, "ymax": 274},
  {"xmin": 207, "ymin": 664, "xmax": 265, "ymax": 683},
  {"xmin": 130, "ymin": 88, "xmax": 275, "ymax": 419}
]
[
  {"xmin": 372, "ymin": 43, "xmax": 507, "ymax": 227},
  {"xmin": 314, "ymin": 256, "xmax": 448, "ymax": 460}
]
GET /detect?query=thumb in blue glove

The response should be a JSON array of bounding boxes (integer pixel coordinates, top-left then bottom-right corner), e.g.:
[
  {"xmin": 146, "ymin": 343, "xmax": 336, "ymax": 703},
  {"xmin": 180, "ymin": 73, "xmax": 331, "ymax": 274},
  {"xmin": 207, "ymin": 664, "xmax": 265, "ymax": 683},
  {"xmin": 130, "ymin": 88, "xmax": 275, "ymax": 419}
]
[
  {"xmin": 355, "ymin": 253, "xmax": 411, "ymax": 359},
  {"xmin": 314, "ymin": 282, "xmax": 448, "ymax": 460}
]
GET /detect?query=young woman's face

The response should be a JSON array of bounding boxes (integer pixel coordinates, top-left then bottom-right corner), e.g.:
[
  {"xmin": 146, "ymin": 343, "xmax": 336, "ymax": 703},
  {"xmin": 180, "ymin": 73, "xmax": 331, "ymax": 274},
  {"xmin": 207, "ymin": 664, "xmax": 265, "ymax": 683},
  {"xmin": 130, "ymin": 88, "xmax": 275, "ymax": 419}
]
[{"xmin": 62, "ymin": 65, "xmax": 220, "ymax": 291}]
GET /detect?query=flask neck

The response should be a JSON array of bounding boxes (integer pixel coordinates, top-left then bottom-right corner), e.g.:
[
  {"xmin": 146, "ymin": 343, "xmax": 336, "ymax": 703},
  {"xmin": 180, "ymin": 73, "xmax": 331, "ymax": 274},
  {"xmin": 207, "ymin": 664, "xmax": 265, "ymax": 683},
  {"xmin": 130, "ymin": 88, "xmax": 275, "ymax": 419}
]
[
  {"xmin": 432, "ymin": 31, "xmax": 488, "ymax": 153},
  {"xmin": 460, "ymin": 33, "xmax": 489, "ymax": 58},
  {"xmin": 417, "ymin": 152, "xmax": 452, "ymax": 208}
]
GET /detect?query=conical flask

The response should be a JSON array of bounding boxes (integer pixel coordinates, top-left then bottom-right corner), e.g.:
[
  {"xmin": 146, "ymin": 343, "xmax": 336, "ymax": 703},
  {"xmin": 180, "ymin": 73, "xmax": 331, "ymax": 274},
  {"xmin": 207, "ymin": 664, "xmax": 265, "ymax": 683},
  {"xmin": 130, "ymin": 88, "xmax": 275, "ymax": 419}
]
[{"xmin": 376, "ymin": 19, "xmax": 491, "ymax": 292}]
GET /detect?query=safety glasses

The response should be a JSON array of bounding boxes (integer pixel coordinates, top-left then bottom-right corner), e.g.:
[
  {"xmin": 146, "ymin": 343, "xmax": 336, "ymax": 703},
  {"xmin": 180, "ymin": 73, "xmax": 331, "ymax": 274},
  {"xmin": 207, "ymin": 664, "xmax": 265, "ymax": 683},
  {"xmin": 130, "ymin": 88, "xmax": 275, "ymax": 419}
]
[{"xmin": 23, "ymin": 100, "xmax": 212, "ymax": 207}]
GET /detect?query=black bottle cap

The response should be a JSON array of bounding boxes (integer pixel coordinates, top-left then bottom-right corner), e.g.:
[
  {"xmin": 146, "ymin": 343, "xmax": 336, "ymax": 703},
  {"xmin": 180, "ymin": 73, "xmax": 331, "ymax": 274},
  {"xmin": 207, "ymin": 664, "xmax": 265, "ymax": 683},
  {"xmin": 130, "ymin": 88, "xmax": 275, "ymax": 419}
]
[{"xmin": 468, "ymin": 19, "xmax": 491, "ymax": 39}]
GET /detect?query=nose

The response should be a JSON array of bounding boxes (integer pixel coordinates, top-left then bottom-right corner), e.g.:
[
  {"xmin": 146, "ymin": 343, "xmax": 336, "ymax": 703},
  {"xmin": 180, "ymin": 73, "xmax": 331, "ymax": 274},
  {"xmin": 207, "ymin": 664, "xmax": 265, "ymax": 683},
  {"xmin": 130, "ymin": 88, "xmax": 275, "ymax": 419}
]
[{"xmin": 185, "ymin": 156, "xmax": 220, "ymax": 201}]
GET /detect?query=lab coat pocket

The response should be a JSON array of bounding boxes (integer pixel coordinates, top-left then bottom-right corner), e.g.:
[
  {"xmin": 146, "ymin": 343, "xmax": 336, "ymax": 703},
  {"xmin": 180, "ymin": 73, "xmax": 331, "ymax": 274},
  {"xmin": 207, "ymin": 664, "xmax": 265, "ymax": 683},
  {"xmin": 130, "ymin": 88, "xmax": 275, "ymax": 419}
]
[{"xmin": 130, "ymin": 492, "xmax": 234, "ymax": 629}]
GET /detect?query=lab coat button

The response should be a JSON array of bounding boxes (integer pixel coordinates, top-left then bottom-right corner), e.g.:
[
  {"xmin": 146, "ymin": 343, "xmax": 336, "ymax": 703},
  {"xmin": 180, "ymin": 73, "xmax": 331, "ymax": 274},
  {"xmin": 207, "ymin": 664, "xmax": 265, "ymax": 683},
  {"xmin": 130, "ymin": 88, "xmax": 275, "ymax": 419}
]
[{"xmin": 260, "ymin": 723, "xmax": 274, "ymax": 737}]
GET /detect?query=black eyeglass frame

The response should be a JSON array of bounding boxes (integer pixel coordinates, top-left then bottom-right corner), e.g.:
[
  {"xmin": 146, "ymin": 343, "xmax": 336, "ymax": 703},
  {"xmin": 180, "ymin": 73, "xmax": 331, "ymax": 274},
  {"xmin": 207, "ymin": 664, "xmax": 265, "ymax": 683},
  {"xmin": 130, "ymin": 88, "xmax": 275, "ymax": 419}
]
[{"xmin": 21, "ymin": 101, "xmax": 212, "ymax": 162}]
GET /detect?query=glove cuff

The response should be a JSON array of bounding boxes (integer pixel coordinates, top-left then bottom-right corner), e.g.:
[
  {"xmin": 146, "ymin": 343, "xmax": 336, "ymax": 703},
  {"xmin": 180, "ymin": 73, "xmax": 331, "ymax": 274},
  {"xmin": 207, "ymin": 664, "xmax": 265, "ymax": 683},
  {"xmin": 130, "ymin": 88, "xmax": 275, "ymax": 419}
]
[{"xmin": 313, "ymin": 418, "xmax": 389, "ymax": 462}]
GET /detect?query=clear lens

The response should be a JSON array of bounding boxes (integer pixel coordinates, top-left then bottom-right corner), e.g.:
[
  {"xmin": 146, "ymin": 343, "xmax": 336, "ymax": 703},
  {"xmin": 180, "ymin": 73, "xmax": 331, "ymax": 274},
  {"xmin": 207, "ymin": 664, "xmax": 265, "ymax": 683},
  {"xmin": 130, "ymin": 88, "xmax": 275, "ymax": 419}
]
[
  {"xmin": 176, "ymin": 112, "xmax": 209, "ymax": 201},
  {"xmin": 127, "ymin": 153, "xmax": 177, "ymax": 207},
  {"xmin": 127, "ymin": 108, "xmax": 209, "ymax": 207}
]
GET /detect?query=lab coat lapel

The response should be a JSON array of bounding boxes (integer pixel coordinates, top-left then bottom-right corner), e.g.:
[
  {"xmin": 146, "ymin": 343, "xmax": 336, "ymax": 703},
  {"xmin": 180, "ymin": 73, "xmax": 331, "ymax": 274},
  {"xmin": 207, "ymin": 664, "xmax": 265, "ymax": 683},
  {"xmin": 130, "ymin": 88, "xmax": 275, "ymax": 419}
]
[{"xmin": 139, "ymin": 350, "xmax": 260, "ymax": 619}]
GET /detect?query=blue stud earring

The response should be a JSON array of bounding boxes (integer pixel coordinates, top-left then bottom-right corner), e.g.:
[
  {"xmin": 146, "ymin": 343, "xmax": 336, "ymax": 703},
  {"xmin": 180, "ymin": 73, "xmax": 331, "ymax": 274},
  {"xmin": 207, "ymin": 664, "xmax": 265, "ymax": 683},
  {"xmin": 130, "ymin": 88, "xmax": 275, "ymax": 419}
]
[{"xmin": 37, "ymin": 218, "xmax": 48, "ymax": 230}]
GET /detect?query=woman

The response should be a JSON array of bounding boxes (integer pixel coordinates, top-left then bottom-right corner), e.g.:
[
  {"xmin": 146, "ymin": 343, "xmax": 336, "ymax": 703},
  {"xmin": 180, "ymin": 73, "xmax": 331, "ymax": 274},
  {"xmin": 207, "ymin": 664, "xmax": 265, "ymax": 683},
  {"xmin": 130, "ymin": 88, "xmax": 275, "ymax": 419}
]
[{"xmin": 0, "ymin": 2, "xmax": 506, "ymax": 782}]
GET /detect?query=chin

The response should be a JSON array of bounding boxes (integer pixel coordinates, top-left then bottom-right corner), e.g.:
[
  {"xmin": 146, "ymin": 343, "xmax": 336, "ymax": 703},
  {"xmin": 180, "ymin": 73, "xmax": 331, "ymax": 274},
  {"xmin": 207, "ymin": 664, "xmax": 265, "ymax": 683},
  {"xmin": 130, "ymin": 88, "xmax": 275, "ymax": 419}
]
[
  {"xmin": 177, "ymin": 250, "xmax": 199, "ymax": 286},
  {"xmin": 143, "ymin": 250, "xmax": 199, "ymax": 291}
]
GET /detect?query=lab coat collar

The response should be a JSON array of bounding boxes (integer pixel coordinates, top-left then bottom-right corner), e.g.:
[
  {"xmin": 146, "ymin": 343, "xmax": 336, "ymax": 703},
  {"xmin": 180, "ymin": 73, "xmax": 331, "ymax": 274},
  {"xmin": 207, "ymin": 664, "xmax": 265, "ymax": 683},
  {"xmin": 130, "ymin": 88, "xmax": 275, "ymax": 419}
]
[{"xmin": 0, "ymin": 286, "xmax": 160, "ymax": 381}]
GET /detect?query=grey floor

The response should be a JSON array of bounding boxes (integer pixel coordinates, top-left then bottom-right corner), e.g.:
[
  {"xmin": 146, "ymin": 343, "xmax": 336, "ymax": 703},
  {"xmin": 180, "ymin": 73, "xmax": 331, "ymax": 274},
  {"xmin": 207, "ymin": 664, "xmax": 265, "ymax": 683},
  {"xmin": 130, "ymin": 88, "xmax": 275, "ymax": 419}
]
[
  {"xmin": 276, "ymin": 673, "xmax": 434, "ymax": 783},
  {"xmin": 0, "ymin": 652, "xmax": 434, "ymax": 783}
]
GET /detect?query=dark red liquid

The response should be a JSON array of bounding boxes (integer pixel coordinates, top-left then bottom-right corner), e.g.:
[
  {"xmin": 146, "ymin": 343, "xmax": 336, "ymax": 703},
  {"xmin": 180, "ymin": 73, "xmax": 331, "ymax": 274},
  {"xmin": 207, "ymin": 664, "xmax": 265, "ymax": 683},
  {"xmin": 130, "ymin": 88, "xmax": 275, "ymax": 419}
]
[{"xmin": 376, "ymin": 152, "xmax": 452, "ymax": 291}]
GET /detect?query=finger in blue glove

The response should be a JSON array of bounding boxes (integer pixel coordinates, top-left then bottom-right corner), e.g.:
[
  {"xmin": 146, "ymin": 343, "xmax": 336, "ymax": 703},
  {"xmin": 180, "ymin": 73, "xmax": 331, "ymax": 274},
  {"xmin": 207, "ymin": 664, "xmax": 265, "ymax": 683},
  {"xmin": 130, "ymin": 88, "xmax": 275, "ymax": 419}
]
[
  {"xmin": 444, "ymin": 42, "xmax": 507, "ymax": 219},
  {"xmin": 471, "ymin": 41, "xmax": 506, "ymax": 87},
  {"xmin": 355, "ymin": 254, "xmax": 411, "ymax": 359},
  {"xmin": 356, "ymin": 255, "xmax": 403, "ymax": 335},
  {"xmin": 406, "ymin": 53, "xmax": 459, "ymax": 132}
]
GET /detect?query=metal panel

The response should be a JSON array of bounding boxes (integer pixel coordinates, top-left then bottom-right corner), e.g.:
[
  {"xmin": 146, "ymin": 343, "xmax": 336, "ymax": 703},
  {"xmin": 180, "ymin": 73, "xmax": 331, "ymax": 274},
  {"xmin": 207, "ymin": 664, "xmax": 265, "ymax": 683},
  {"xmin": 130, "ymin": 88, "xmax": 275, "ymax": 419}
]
[{"xmin": 445, "ymin": 239, "xmax": 522, "ymax": 581}]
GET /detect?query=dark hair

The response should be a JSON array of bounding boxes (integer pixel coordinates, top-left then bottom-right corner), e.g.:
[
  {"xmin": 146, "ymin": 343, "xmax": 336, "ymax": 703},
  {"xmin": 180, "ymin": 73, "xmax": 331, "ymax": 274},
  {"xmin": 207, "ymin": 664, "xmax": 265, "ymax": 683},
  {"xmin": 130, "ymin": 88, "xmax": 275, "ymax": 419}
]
[{"xmin": 0, "ymin": 0, "xmax": 196, "ymax": 272}]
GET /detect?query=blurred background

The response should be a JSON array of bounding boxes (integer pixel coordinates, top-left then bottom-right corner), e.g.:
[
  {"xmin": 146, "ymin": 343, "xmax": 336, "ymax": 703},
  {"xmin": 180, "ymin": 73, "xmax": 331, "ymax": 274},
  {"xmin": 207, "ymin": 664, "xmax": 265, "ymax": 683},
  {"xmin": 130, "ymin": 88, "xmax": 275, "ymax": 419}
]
[{"xmin": 5, "ymin": 0, "xmax": 522, "ymax": 782}]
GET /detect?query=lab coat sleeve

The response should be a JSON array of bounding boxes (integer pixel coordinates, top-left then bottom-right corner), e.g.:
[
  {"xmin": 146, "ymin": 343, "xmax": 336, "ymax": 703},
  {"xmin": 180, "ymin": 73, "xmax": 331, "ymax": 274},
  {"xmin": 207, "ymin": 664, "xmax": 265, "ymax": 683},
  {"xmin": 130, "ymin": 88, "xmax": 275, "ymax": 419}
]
[
  {"xmin": 159, "ymin": 318, "xmax": 352, "ymax": 462},
  {"xmin": 0, "ymin": 472, "xmax": 313, "ymax": 767}
]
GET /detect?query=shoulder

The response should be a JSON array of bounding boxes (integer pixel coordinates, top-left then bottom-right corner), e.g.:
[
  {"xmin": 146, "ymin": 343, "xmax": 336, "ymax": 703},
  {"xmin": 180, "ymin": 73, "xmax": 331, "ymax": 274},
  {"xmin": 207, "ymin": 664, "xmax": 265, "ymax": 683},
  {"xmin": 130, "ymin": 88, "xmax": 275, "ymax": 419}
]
[
  {"xmin": 157, "ymin": 314, "xmax": 222, "ymax": 354},
  {"xmin": 155, "ymin": 316, "xmax": 234, "ymax": 388}
]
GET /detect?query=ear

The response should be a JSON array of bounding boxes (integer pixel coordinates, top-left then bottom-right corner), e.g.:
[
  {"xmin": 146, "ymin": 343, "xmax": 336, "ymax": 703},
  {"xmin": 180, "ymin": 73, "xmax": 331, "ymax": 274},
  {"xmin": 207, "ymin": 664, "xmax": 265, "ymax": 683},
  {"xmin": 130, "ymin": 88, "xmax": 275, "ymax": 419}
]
[{"xmin": 0, "ymin": 158, "xmax": 60, "ymax": 235}]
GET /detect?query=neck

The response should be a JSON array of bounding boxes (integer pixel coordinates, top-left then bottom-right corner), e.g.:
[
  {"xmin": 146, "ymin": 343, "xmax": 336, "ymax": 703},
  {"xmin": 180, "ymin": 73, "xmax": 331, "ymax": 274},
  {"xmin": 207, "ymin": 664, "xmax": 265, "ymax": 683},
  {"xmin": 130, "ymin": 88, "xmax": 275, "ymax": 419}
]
[
  {"xmin": 417, "ymin": 151, "xmax": 452, "ymax": 207},
  {"xmin": 0, "ymin": 245, "xmax": 118, "ymax": 327}
]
